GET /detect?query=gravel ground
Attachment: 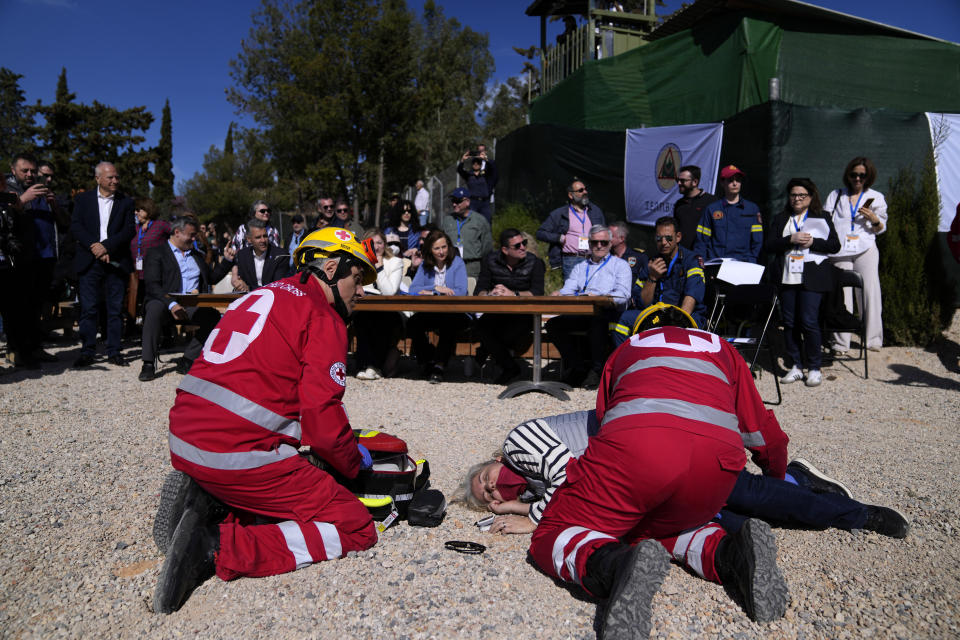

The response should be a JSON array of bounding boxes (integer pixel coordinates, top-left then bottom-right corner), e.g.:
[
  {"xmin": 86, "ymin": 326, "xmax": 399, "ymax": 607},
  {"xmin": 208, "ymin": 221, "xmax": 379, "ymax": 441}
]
[{"xmin": 1, "ymin": 317, "xmax": 959, "ymax": 640}]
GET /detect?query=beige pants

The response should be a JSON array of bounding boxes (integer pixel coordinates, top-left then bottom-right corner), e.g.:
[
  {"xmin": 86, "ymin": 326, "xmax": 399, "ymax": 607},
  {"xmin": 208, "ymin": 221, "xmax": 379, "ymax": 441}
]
[{"xmin": 829, "ymin": 244, "xmax": 883, "ymax": 350}]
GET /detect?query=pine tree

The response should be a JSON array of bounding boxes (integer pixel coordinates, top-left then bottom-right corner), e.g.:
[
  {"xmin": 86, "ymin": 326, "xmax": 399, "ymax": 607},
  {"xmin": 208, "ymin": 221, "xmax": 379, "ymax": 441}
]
[{"xmin": 0, "ymin": 68, "xmax": 36, "ymax": 163}]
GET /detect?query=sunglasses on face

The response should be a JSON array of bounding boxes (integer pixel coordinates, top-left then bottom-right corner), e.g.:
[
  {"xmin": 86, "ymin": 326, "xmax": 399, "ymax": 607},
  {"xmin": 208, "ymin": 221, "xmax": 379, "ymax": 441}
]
[
  {"xmin": 655, "ymin": 235, "xmax": 674, "ymax": 243},
  {"xmin": 509, "ymin": 239, "xmax": 528, "ymax": 249},
  {"xmin": 589, "ymin": 239, "xmax": 610, "ymax": 247},
  {"xmin": 320, "ymin": 204, "xmax": 333, "ymax": 209},
  {"xmin": 675, "ymin": 178, "xmax": 692, "ymax": 184},
  {"xmin": 849, "ymin": 172, "xmax": 866, "ymax": 180},
  {"xmin": 790, "ymin": 193, "xmax": 810, "ymax": 200},
  {"xmin": 571, "ymin": 188, "xmax": 588, "ymax": 194},
  {"xmin": 336, "ymin": 208, "xmax": 349, "ymax": 213},
  {"xmin": 257, "ymin": 208, "xmax": 271, "ymax": 214},
  {"xmin": 451, "ymin": 198, "xmax": 466, "ymax": 204}
]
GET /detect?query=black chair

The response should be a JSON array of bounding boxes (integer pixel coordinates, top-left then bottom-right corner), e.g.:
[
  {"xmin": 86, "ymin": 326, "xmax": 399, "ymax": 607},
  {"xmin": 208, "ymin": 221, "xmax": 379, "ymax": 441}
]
[
  {"xmin": 707, "ymin": 282, "xmax": 782, "ymax": 405},
  {"xmin": 822, "ymin": 268, "xmax": 868, "ymax": 379}
]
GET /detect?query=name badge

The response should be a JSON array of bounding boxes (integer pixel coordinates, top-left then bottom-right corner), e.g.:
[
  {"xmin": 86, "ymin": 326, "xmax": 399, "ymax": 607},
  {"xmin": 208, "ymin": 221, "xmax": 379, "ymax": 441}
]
[
  {"xmin": 578, "ymin": 236, "xmax": 589, "ymax": 251},
  {"xmin": 455, "ymin": 242, "xmax": 464, "ymax": 254},
  {"xmin": 135, "ymin": 257, "xmax": 143, "ymax": 271},
  {"xmin": 788, "ymin": 254, "xmax": 804, "ymax": 274},
  {"xmin": 844, "ymin": 235, "xmax": 861, "ymax": 253}
]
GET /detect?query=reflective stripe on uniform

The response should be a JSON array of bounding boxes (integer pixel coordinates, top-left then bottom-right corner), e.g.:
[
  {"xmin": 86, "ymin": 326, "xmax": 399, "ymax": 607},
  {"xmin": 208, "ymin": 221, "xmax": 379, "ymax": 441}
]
[
  {"xmin": 602, "ymin": 397, "xmax": 739, "ymax": 435},
  {"xmin": 697, "ymin": 225, "xmax": 712, "ymax": 237},
  {"xmin": 315, "ymin": 522, "xmax": 343, "ymax": 560},
  {"xmin": 613, "ymin": 356, "xmax": 729, "ymax": 390},
  {"xmin": 672, "ymin": 523, "xmax": 723, "ymax": 578},
  {"xmin": 750, "ymin": 225, "xmax": 763, "ymax": 233},
  {"xmin": 169, "ymin": 434, "xmax": 299, "ymax": 470},
  {"xmin": 613, "ymin": 323, "xmax": 631, "ymax": 336},
  {"xmin": 687, "ymin": 267, "xmax": 704, "ymax": 281},
  {"xmin": 635, "ymin": 278, "xmax": 646, "ymax": 288},
  {"xmin": 741, "ymin": 431, "xmax": 766, "ymax": 447},
  {"xmin": 277, "ymin": 521, "xmax": 313, "ymax": 569},
  {"xmin": 552, "ymin": 526, "xmax": 615, "ymax": 585},
  {"xmin": 179, "ymin": 374, "xmax": 302, "ymax": 440}
]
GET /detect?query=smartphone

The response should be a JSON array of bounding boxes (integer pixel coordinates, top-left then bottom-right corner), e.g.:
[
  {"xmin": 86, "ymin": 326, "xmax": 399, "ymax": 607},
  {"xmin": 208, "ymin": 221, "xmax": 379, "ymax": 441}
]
[
  {"xmin": 863, "ymin": 198, "xmax": 875, "ymax": 208},
  {"xmin": 475, "ymin": 515, "xmax": 495, "ymax": 532}
]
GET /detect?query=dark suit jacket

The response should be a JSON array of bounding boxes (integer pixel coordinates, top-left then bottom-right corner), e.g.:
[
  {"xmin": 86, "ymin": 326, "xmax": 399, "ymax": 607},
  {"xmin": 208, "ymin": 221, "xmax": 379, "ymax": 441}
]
[
  {"xmin": 70, "ymin": 189, "xmax": 136, "ymax": 274},
  {"xmin": 236, "ymin": 244, "xmax": 291, "ymax": 290},
  {"xmin": 144, "ymin": 241, "xmax": 234, "ymax": 306},
  {"xmin": 764, "ymin": 210, "xmax": 841, "ymax": 293}
]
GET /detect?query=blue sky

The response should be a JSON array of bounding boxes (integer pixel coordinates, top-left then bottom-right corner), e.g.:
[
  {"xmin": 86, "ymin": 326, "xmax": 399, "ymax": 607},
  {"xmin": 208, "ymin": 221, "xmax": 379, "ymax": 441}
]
[{"xmin": 3, "ymin": 0, "xmax": 958, "ymax": 191}]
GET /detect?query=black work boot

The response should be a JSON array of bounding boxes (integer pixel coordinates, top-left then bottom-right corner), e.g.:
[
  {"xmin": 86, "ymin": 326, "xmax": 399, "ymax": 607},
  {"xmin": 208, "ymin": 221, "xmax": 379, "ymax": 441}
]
[
  {"xmin": 584, "ymin": 540, "xmax": 670, "ymax": 640},
  {"xmin": 153, "ymin": 486, "xmax": 222, "ymax": 614},
  {"xmin": 153, "ymin": 471, "xmax": 226, "ymax": 554},
  {"xmin": 714, "ymin": 518, "xmax": 789, "ymax": 622},
  {"xmin": 862, "ymin": 505, "xmax": 910, "ymax": 538}
]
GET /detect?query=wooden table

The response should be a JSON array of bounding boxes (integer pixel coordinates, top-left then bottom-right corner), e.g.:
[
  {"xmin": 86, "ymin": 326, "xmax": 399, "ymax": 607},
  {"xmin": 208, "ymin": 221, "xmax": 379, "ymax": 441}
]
[
  {"xmin": 357, "ymin": 295, "xmax": 614, "ymax": 401},
  {"xmin": 171, "ymin": 293, "xmax": 615, "ymax": 401}
]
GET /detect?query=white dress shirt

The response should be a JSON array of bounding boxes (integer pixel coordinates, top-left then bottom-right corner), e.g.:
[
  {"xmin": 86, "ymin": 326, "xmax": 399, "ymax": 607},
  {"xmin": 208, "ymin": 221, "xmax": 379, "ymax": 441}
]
[{"xmin": 97, "ymin": 192, "xmax": 115, "ymax": 241}]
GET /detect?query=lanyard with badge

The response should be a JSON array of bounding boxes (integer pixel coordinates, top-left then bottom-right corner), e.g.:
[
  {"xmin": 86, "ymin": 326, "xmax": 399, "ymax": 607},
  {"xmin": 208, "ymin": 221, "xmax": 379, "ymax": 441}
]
[
  {"xmin": 136, "ymin": 220, "xmax": 152, "ymax": 271},
  {"xmin": 844, "ymin": 191, "xmax": 865, "ymax": 253},
  {"xmin": 657, "ymin": 251, "xmax": 680, "ymax": 302},
  {"xmin": 580, "ymin": 255, "xmax": 610, "ymax": 295},
  {"xmin": 789, "ymin": 210, "xmax": 808, "ymax": 274},
  {"xmin": 570, "ymin": 206, "xmax": 589, "ymax": 251},
  {"xmin": 455, "ymin": 217, "xmax": 465, "ymax": 253}
]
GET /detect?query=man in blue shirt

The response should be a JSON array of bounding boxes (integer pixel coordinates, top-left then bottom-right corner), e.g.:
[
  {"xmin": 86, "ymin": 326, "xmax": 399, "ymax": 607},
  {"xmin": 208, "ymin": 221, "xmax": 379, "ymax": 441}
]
[
  {"xmin": 612, "ymin": 216, "xmax": 706, "ymax": 346},
  {"xmin": 545, "ymin": 225, "xmax": 631, "ymax": 389},
  {"xmin": 139, "ymin": 216, "xmax": 235, "ymax": 381},
  {"xmin": 693, "ymin": 165, "xmax": 764, "ymax": 263}
]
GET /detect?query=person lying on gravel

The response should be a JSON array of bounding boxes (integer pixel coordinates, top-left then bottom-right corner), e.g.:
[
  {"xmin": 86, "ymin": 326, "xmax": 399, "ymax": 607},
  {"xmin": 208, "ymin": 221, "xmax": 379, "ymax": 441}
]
[{"xmin": 152, "ymin": 228, "xmax": 381, "ymax": 614}]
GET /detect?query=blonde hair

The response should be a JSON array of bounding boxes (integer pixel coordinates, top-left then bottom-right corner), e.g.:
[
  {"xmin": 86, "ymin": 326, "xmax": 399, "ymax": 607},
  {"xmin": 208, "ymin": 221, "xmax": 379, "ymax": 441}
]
[
  {"xmin": 454, "ymin": 452, "xmax": 503, "ymax": 511},
  {"xmin": 362, "ymin": 227, "xmax": 395, "ymax": 259}
]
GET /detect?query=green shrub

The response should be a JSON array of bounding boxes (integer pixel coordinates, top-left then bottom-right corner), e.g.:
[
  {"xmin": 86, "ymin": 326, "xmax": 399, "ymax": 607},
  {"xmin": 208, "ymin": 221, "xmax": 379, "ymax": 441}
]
[
  {"xmin": 493, "ymin": 202, "xmax": 564, "ymax": 293},
  {"xmin": 878, "ymin": 157, "xmax": 946, "ymax": 345}
]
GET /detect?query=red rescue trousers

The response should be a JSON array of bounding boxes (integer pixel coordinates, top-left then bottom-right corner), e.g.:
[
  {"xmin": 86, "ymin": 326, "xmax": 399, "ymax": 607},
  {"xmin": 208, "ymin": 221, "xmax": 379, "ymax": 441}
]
[
  {"xmin": 529, "ymin": 426, "xmax": 741, "ymax": 591},
  {"xmin": 178, "ymin": 453, "xmax": 377, "ymax": 581}
]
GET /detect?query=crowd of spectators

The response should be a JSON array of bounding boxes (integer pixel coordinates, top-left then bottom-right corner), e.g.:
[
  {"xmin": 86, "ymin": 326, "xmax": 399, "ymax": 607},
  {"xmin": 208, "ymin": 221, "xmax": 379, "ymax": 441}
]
[{"xmin": 1, "ymin": 147, "xmax": 890, "ymax": 393}]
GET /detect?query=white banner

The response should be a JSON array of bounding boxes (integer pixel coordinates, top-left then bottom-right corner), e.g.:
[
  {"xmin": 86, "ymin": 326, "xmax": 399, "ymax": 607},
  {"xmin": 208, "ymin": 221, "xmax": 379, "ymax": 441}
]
[
  {"xmin": 927, "ymin": 112, "xmax": 960, "ymax": 232},
  {"xmin": 624, "ymin": 123, "xmax": 724, "ymax": 227}
]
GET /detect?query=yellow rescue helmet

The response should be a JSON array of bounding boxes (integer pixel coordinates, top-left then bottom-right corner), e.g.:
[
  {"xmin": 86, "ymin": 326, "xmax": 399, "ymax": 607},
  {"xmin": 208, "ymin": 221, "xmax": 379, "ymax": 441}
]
[
  {"xmin": 631, "ymin": 302, "xmax": 698, "ymax": 335},
  {"xmin": 293, "ymin": 227, "xmax": 377, "ymax": 286}
]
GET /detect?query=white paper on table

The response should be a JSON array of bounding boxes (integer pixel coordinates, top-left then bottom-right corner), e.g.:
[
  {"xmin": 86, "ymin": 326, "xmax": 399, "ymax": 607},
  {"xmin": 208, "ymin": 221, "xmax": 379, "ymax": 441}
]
[
  {"xmin": 716, "ymin": 259, "xmax": 766, "ymax": 285},
  {"xmin": 704, "ymin": 257, "xmax": 727, "ymax": 266}
]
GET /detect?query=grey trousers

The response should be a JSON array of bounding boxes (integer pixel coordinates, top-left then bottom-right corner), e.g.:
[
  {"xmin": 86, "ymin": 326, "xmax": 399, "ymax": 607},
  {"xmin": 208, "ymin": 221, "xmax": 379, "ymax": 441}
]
[{"xmin": 829, "ymin": 244, "xmax": 883, "ymax": 350}]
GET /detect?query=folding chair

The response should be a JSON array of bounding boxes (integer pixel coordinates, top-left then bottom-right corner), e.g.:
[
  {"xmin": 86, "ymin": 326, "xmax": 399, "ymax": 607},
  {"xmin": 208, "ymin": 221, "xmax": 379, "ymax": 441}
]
[
  {"xmin": 822, "ymin": 269, "xmax": 868, "ymax": 379},
  {"xmin": 707, "ymin": 282, "xmax": 782, "ymax": 405}
]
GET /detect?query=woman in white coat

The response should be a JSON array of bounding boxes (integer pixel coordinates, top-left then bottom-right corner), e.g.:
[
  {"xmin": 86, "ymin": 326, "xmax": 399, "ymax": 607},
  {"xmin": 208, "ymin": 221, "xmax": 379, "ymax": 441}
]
[
  {"xmin": 354, "ymin": 228, "xmax": 404, "ymax": 379},
  {"xmin": 825, "ymin": 157, "xmax": 887, "ymax": 352}
]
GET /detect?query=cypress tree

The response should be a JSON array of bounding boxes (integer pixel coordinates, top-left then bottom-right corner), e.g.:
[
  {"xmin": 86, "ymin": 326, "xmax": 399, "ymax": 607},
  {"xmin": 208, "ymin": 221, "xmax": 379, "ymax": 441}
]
[{"xmin": 153, "ymin": 99, "xmax": 175, "ymax": 206}]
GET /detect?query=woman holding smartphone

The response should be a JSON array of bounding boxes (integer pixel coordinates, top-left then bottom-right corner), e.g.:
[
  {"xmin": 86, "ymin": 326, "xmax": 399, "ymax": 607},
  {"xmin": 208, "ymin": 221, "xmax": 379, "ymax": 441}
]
[{"xmin": 825, "ymin": 157, "xmax": 888, "ymax": 352}]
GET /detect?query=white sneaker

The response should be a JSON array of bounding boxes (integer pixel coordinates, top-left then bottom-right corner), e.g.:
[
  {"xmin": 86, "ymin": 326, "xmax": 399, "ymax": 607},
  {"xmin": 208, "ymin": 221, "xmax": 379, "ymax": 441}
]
[
  {"xmin": 780, "ymin": 366, "xmax": 803, "ymax": 384},
  {"xmin": 805, "ymin": 369, "xmax": 822, "ymax": 387},
  {"xmin": 356, "ymin": 367, "xmax": 381, "ymax": 380}
]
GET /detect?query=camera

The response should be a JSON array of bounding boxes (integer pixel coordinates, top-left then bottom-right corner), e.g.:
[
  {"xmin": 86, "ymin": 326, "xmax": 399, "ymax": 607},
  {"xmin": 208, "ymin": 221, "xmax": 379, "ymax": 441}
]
[{"xmin": 0, "ymin": 192, "xmax": 24, "ymax": 267}]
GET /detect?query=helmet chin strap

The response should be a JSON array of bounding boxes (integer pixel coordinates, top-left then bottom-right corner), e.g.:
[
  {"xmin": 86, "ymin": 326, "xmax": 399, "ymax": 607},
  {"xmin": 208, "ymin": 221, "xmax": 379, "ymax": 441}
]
[{"xmin": 301, "ymin": 257, "xmax": 354, "ymax": 322}]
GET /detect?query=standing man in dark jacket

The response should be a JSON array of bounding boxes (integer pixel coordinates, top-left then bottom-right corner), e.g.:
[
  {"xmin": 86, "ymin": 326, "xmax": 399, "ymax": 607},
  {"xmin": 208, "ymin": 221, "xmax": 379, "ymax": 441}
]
[
  {"xmin": 139, "ymin": 216, "xmax": 236, "ymax": 381},
  {"xmin": 70, "ymin": 162, "xmax": 135, "ymax": 367},
  {"xmin": 673, "ymin": 165, "xmax": 719, "ymax": 250},
  {"xmin": 457, "ymin": 147, "xmax": 497, "ymax": 224},
  {"xmin": 536, "ymin": 179, "xmax": 605, "ymax": 280},
  {"xmin": 473, "ymin": 228, "xmax": 546, "ymax": 384}
]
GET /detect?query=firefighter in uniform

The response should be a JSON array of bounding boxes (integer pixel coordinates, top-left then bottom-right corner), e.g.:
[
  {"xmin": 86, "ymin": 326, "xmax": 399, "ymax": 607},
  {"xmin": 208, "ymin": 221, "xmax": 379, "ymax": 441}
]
[
  {"xmin": 153, "ymin": 228, "xmax": 380, "ymax": 614},
  {"xmin": 693, "ymin": 165, "xmax": 764, "ymax": 263},
  {"xmin": 527, "ymin": 304, "xmax": 791, "ymax": 639},
  {"xmin": 611, "ymin": 216, "xmax": 705, "ymax": 346}
]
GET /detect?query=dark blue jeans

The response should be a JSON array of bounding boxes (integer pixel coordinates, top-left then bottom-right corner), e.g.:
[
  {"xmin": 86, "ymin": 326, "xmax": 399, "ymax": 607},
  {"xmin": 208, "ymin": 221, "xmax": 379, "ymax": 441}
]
[
  {"xmin": 713, "ymin": 470, "xmax": 868, "ymax": 534},
  {"xmin": 561, "ymin": 254, "xmax": 586, "ymax": 282},
  {"xmin": 78, "ymin": 261, "xmax": 126, "ymax": 357},
  {"xmin": 779, "ymin": 285, "xmax": 824, "ymax": 369}
]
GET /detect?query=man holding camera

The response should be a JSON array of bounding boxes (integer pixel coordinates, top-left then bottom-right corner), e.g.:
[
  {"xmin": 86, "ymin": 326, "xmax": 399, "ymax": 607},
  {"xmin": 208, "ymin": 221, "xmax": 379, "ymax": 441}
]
[{"xmin": 456, "ymin": 147, "xmax": 498, "ymax": 224}]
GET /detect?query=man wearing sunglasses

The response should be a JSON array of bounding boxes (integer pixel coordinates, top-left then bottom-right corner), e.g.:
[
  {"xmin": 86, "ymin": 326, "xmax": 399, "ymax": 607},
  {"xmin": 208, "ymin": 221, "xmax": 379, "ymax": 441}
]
[
  {"xmin": 441, "ymin": 187, "xmax": 492, "ymax": 280},
  {"xmin": 474, "ymin": 228, "xmax": 546, "ymax": 383},
  {"xmin": 329, "ymin": 199, "xmax": 364, "ymax": 236},
  {"xmin": 693, "ymin": 165, "xmax": 763, "ymax": 264},
  {"xmin": 314, "ymin": 196, "xmax": 336, "ymax": 229},
  {"xmin": 546, "ymin": 225, "xmax": 631, "ymax": 389},
  {"xmin": 673, "ymin": 165, "xmax": 719, "ymax": 250},
  {"xmin": 536, "ymin": 179, "xmax": 606, "ymax": 281},
  {"xmin": 611, "ymin": 216, "xmax": 706, "ymax": 347},
  {"xmin": 231, "ymin": 200, "xmax": 280, "ymax": 252}
]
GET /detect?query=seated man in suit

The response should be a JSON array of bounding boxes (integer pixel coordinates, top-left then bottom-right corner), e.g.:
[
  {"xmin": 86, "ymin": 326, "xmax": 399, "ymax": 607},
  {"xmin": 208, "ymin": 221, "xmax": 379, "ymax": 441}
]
[
  {"xmin": 139, "ymin": 216, "xmax": 236, "ymax": 381},
  {"xmin": 230, "ymin": 218, "xmax": 290, "ymax": 292}
]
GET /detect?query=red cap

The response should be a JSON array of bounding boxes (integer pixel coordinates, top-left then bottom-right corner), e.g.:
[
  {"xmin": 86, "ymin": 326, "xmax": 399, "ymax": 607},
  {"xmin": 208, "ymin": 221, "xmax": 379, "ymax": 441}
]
[{"xmin": 720, "ymin": 165, "xmax": 745, "ymax": 180}]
